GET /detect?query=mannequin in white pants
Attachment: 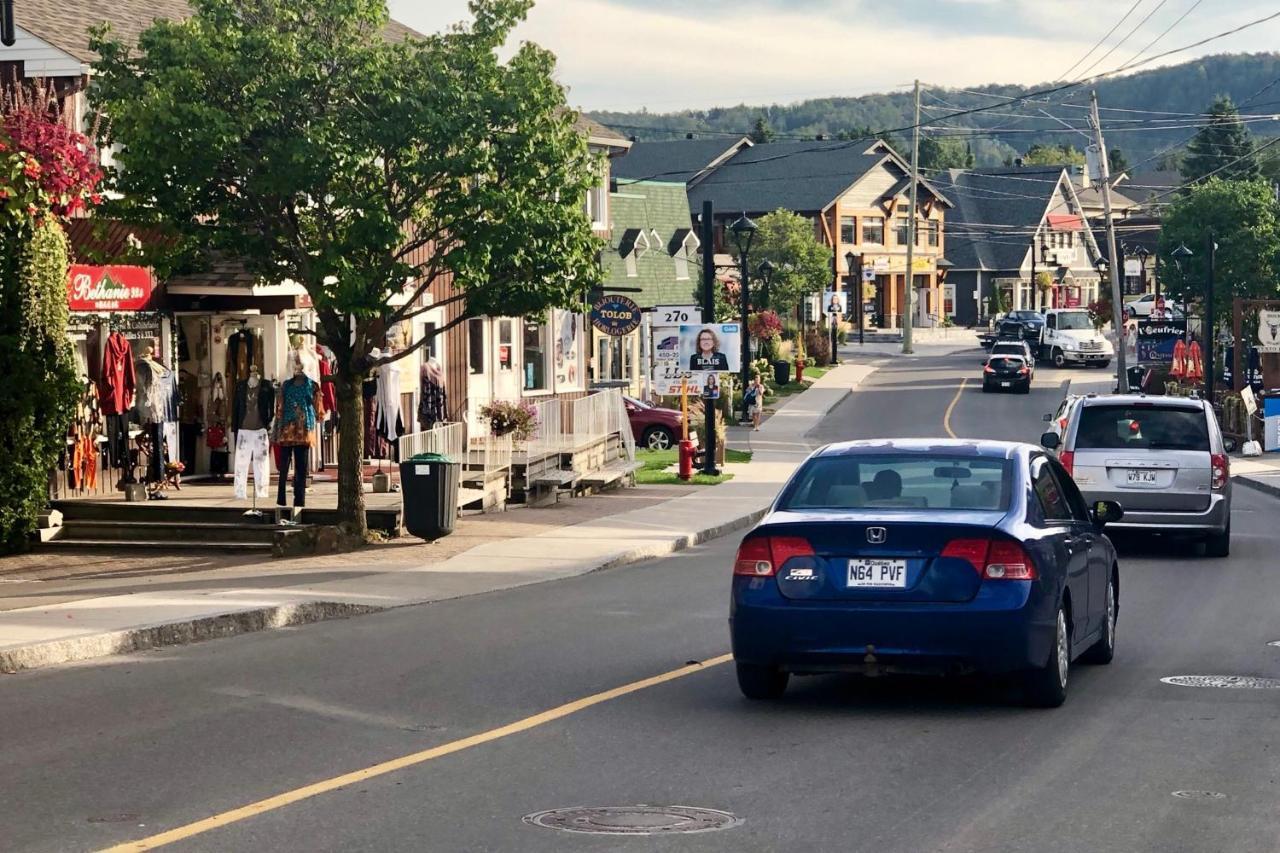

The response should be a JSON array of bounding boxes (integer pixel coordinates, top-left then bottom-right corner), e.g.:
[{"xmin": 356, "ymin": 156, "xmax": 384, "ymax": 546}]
[{"xmin": 233, "ymin": 367, "xmax": 271, "ymax": 499}]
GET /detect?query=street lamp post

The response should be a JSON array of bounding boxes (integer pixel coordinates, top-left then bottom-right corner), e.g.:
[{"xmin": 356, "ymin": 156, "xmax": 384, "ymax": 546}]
[
  {"xmin": 730, "ymin": 213, "xmax": 758, "ymax": 420},
  {"xmin": 1136, "ymin": 245, "xmax": 1151, "ymax": 300},
  {"xmin": 845, "ymin": 251, "xmax": 864, "ymax": 346}
]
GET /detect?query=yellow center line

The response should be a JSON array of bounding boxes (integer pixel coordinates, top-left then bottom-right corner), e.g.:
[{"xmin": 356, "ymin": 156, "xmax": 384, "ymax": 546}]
[
  {"xmin": 101, "ymin": 653, "xmax": 735, "ymax": 852},
  {"xmin": 943, "ymin": 378, "xmax": 967, "ymax": 439}
]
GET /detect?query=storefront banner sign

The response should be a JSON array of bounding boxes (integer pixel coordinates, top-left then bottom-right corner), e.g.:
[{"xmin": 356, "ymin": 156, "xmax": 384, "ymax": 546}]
[
  {"xmin": 861, "ymin": 268, "xmax": 875, "ymax": 282},
  {"xmin": 553, "ymin": 310, "xmax": 582, "ymax": 389},
  {"xmin": 67, "ymin": 265, "xmax": 154, "ymax": 311},
  {"xmin": 1258, "ymin": 310, "xmax": 1280, "ymax": 347},
  {"xmin": 866, "ymin": 256, "xmax": 931, "ymax": 274},
  {"xmin": 1136, "ymin": 318, "xmax": 1186, "ymax": 365},
  {"xmin": 823, "ymin": 291, "xmax": 847, "ymax": 317},
  {"xmin": 590, "ymin": 295, "xmax": 642, "ymax": 336},
  {"xmin": 1124, "ymin": 259, "xmax": 1141, "ymax": 277},
  {"xmin": 653, "ymin": 304, "xmax": 699, "ymax": 327},
  {"xmin": 679, "ymin": 323, "xmax": 741, "ymax": 373}
]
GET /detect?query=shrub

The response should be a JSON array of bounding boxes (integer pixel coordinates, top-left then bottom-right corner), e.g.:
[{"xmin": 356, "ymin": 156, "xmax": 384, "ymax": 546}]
[{"xmin": 804, "ymin": 328, "xmax": 832, "ymax": 366}]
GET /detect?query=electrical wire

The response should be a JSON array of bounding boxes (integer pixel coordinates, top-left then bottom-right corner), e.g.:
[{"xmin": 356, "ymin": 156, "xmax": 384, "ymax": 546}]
[
  {"xmin": 1075, "ymin": 0, "xmax": 1170, "ymax": 81},
  {"xmin": 1126, "ymin": 0, "xmax": 1203, "ymax": 67},
  {"xmin": 1059, "ymin": 0, "xmax": 1144, "ymax": 81}
]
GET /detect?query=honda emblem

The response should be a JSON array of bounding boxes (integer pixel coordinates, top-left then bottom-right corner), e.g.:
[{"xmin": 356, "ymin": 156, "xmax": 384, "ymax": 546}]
[{"xmin": 866, "ymin": 527, "xmax": 887, "ymax": 544}]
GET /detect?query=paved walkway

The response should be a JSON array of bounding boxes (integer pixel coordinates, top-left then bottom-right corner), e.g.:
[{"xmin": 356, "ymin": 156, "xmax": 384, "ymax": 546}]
[{"xmin": 0, "ymin": 361, "xmax": 875, "ymax": 673}]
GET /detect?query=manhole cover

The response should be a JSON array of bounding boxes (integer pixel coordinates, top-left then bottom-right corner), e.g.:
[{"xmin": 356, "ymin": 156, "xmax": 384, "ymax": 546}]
[
  {"xmin": 1172, "ymin": 790, "xmax": 1227, "ymax": 800},
  {"xmin": 523, "ymin": 805, "xmax": 741, "ymax": 835},
  {"xmin": 1161, "ymin": 675, "xmax": 1280, "ymax": 689}
]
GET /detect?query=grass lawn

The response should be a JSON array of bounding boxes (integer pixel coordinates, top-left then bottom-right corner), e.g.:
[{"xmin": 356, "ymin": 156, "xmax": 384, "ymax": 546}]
[
  {"xmin": 765, "ymin": 363, "xmax": 833, "ymax": 403},
  {"xmin": 634, "ymin": 447, "xmax": 752, "ymax": 486}
]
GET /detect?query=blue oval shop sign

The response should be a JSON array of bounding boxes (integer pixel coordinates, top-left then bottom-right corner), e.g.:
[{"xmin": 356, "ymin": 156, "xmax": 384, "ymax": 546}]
[{"xmin": 591, "ymin": 295, "xmax": 642, "ymax": 336}]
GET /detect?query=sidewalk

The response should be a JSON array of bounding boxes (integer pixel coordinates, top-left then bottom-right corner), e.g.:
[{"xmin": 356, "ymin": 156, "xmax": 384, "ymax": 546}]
[
  {"xmin": 0, "ymin": 361, "xmax": 875, "ymax": 673},
  {"xmin": 837, "ymin": 339, "xmax": 980, "ymax": 359},
  {"xmin": 1232, "ymin": 453, "xmax": 1280, "ymax": 498}
]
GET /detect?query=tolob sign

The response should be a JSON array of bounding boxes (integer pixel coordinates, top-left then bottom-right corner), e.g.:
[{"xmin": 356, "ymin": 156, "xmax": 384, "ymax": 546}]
[
  {"xmin": 590, "ymin": 295, "xmax": 642, "ymax": 336},
  {"xmin": 67, "ymin": 265, "xmax": 154, "ymax": 311}
]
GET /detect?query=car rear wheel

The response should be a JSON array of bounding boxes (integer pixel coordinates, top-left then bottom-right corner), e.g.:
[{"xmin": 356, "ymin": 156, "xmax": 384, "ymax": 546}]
[
  {"xmin": 642, "ymin": 426, "xmax": 676, "ymax": 451},
  {"xmin": 1204, "ymin": 523, "xmax": 1230, "ymax": 558},
  {"xmin": 981, "ymin": 382, "xmax": 991, "ymax": 393},
  {"xmin": 1052, "ymin": 349, "xmax": 1066, "ymax": 368},
  {"xmin": 736, "ymin": 662, "xmax": 789, "ymax": 700},
  {"xmin": 1022, "ymin": 605, "xmax": 1070, "ymax": 707},
  {"xmin": 1127, "ymin": 307, "xmax": 1137, "ymax": 319},
  {"xmin": 1083, "ymin": 573, "xmax": 1117, "ymax": 665}
]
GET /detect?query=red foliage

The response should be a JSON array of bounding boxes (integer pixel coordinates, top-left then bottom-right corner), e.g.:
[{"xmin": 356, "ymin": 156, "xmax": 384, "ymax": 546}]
[{"xmin": 1, "ymin": 82, "xmax": 102, "ymax": 219}]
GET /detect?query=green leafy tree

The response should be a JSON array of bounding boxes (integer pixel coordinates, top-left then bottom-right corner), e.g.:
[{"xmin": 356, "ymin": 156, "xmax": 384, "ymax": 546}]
[
  {"xmin": 748, "ymin": 115, "xmax": 775, "ymax": 144},
  {"xmin": 1181, "ymin": 96, "xmax": 1260, "ymax": 184},
  {"xmin": 753, "ymin": 210, "xmax": 834, "ymax": 316},
  {"xmin": 1158, "ymin": 178, "xmax": 1280, "ymax": 320},
  {"xmin": 1020, "ymin": 143, "xmax": 1085, "ymax": 166},
  {"xmin": 1109, "ymin": 148, "xmax": 1130, "ymax": 174},
  {"xmin": 89, "ymin": 0, "xmax": 602, "ymax": 536},
  {"xmin": 919, "ymin": 137, "xmax": 975, "ymax": 171}
]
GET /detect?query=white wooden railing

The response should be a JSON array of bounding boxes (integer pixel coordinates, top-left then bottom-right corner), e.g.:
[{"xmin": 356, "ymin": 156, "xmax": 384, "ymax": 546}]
[{"xmin": 398, "ymin": 422, "xmax": 465, "ymax": 461}]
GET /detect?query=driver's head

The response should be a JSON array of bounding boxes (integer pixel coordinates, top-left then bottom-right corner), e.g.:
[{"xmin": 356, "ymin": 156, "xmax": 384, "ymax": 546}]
[{"xmin": 872, "ymin": 469, "xmax": 902, "ymax": 498}]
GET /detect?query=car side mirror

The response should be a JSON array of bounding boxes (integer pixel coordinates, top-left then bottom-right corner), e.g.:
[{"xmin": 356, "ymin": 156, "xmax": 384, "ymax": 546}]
[
  {"xmin": 1040, "ymin": 432, "xmax": 1060, "ymax": 450},
  {"xmin": 1042, "ymin": 413, "xmax": 1053, "ymax": 422},
  {"xmin": 1222, "ymin": 436, "xmax": 1238, "ymax": 453},
  {"xmin": 1091, "ymin": 500, "xmax": 1123, "ymax": 530}
]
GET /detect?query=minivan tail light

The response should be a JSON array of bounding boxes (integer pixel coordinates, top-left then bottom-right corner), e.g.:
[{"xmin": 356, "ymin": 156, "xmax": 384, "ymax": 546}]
[
  {"xmin": 941, "ymin": 537, "xmax": 1037, "ymax": 581},
  {"xmin": 1211, "ymin": 453, "xmax": 1228, "ymax": 491},
  {"xmin": 1058, "ymin": 450, "xmax": 1075, "ymax": 477},
  {"xmin": 733, "ymin": 536, "xmax": 814, "ymax": 576}
]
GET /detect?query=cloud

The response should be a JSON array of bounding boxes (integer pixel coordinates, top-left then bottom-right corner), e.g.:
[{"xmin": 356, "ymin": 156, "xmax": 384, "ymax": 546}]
[{"xmin": 388, "ymin": 0, "xmax": 1280, "ymax": 111}]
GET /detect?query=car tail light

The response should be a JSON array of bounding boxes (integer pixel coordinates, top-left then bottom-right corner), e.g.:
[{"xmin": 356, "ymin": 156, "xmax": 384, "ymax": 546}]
[
  {"xmin": 983, "ymin": 365, "xmax": 995, "ymax": 374},
  {"xmin": 941, "ymin": 537, "xmax": 1037, "ymax": 581},
  {"xmin": 1058, "ymin": 450, "xmax": 1074, "ymax": 477},
  {"xmin": 733, "ymin": 536, "xmax": 814, "ymax": 576},
  {"xmin": 1018, "ymin": 366, "xmax": 1030, "ymax": 376},
  {"xmin": 1211, "ymin": 453, "xmax": 1229, "ymax": 491}
]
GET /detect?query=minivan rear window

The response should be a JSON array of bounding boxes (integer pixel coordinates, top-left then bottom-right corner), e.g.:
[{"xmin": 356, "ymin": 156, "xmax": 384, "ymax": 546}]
[
  {"xmin": 1075, "ymin": 405, "xmax": 1209, "ymax": 451},
  {"xmin": 781, "ymin": 454, "xmax": 1012, "ymax": 511}
]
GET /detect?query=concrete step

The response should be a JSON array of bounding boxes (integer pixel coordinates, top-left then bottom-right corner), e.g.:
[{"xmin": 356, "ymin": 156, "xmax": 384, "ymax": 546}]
[
  {"xmin": 57, "ymin": 519, "xmax": 288, "ymax": 544},
  {"xmin": 41, "ymin": 539, "xmax": 274, "ymax": 553},
  {"xmin": 52, "ymin": 501, "xmax": 401, "ymax": 536}
]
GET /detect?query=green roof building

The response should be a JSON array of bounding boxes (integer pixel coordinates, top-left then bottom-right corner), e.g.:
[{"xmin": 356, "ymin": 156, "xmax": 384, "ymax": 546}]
[{"xmin": 601, "ymin": 180, "xmax": 700, "ymax": 309}]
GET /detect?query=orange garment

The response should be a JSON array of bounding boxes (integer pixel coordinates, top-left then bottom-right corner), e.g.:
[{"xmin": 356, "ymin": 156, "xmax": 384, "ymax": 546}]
[{"xmin": 82, "ymin": 433, "xmax": 97, "ymax": 490}]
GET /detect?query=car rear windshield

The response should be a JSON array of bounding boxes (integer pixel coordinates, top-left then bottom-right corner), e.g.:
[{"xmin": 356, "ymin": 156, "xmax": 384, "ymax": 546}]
[
  {"xmin": 991, "ymin": 343, "xmax": 1024, "ymax": 354},
  {"xmin": 988, "ymin": 357, "xmax": 1024, "ymax": 369},
  {"xmin": 1075, "ymin": 404, "xmax": 1209, "ymax": 451},
  {"xmin": 781, "ymin": 454, "xmax": 1013, "ymax": 511}
]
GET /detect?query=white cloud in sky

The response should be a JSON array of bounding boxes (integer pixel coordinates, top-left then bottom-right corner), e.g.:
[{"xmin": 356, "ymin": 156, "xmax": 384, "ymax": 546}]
[{"xmin": 387, "ymin": 0, "xmax": 1280, "ymax": 111}]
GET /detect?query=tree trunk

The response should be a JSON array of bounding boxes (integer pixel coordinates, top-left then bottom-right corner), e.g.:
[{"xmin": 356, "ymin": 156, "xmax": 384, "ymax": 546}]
[{"xmin": 334, "ymin": 370, "xmax": 368, "ymax": 538}]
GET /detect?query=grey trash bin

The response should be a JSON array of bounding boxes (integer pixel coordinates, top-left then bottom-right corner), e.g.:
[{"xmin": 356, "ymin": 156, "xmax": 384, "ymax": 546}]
[
  {"xmin": 399, "ymin": 454, "xmax": 459, "ymax": 540},
  {"xmin": 773, "ymin": 359, "xmax": 791, "ymax": 386}
]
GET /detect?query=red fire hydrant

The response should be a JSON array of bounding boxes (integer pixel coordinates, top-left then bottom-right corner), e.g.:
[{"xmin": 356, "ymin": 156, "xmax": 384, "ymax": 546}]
[{"xmin": 678, "ymin": 439, "xmax": 696, "ymax": 481}]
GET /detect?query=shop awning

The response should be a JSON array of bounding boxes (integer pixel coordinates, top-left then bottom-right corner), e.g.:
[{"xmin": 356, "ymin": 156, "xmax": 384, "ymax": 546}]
[
  {"xmin": 1046, "ymin": 214, "xmax": 1084, "ymax": 231},
  {"xmin": 165, "ymin": 260, "xmax": 308, "ymax": 297}
]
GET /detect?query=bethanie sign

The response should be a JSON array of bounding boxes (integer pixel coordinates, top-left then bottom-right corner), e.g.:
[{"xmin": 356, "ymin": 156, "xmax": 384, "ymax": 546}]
[{"xmin": 67, "ymin": 265, "xmax": 154, "ymax": 312}]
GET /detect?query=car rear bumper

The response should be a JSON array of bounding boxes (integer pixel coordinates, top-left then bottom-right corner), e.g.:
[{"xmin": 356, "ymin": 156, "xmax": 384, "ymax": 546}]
[
  {"xmin": 1090, "ymin": 491, "xmax": 1230, "ymax": 534},
  {"xmin": 1061, "ymin": 351, "xmax": 1110, "ymax": 363},
  {"xmin": 730, "ymin": 580, "xmax": 1055, "ymax": 675}
]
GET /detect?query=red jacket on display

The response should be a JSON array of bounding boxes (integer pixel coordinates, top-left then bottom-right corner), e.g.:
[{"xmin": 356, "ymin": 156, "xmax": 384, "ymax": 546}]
[{"xmin": 99, "ymin": 332, "xmax": 136, "ymax": 416}]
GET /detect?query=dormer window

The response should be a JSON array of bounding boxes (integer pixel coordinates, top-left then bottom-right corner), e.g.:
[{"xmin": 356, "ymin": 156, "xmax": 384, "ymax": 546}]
[
  {"xmin": 619, "ymin": 228, "xmax": 651, "ymax": 277},
  {"xmin": 668, "ymin": 228, "xmax": 700, "ymax": 281}
]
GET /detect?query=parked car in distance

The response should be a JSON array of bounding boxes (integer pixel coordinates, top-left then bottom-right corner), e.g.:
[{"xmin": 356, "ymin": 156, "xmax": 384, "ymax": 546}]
[
  {"xmin": 624, "ymin": 396, "xmax": 682, "ymax": 451},
  {"xmin": 730, "ymin": 439, "xmax": 1123, "ymax": 707},
  {"xmin": 982, "ymin": 354, "xmax": 1032, "ymax": 394},
  {"xmin": 1125, "ymin": 294, "xmax": 1186, "ymax": 320},
  {"xmin": 1041, "ymin": 395, "xmax": 1231, "ymax": 556},
  {"xmin": 991, "ymin": 340, "xmax": 1036, "ymax": 377}
]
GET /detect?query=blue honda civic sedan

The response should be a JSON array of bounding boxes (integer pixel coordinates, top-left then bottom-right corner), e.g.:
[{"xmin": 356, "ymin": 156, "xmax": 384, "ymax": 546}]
[{"xmin": 730, "ymin": 440, "xmax": 1123, "ymax": 707}]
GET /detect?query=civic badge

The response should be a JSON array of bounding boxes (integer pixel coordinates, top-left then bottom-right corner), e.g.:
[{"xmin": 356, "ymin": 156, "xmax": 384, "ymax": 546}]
[{"xmin": 866, "ymin": 527, "xmax": 887, "ymax": 544}]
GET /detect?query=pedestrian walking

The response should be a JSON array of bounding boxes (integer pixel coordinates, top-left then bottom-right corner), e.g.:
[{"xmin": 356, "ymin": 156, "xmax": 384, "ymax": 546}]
[{"xmin": 745, "ymin": 375, "xmax": 765, "ymax": 431}]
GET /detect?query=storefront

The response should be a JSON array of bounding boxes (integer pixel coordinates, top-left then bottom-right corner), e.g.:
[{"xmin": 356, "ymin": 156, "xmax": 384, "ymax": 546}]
[
  {"xmin": 589, "ymin": 294, "xmax": 643, "ymax": 396},
  {"xmin": 463, "ymin": 308, "xmax": 587, "ymax": 425},
  {"xmin": 864, "ymin": 256, "xmax": 941, "ymax": 328}
]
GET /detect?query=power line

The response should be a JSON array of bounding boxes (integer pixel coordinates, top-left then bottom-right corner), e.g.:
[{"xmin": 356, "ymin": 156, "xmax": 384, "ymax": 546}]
[
  {"xmin": 1059, "ymin": 0, "xmax": 1144, "ymax": 81},
  {"xmin": 1126, "ymin": 0, "xmax": 1203, "ymax": 66},
  {"xmin": 1077, "ymin": 0, "xmax": 1170, "ymax": 81}
]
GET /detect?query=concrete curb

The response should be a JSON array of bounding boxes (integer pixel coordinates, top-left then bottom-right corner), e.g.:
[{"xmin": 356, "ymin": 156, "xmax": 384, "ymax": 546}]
[
  {"xmin": 0, "ymin": 601, "xmax": 383, "ymax": 675},
  {"xmin": 1234, "ymin": 474, "xmax": 1280, "ymax": 500}
]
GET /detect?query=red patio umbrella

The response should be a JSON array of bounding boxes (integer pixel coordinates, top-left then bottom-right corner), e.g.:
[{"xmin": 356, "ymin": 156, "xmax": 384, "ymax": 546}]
[
  {"xmin": 1185, "ymin": 340, "xmax": 1204, "ymax": 383},
  {"xmin": 1169, "ymin": 339, "xmax": 1187, "ymax": 379}
]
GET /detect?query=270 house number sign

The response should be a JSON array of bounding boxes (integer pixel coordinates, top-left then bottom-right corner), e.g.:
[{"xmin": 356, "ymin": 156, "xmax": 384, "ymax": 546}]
[{"xmin": 591, "ymin": 295, "xmax": 642, "ymax": 336}]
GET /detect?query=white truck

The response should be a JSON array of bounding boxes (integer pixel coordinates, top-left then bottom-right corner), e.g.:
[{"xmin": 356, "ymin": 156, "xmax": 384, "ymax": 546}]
[{"xmin": 1036, "ymin": 308, "xmax": 1113, "ymax": 369}]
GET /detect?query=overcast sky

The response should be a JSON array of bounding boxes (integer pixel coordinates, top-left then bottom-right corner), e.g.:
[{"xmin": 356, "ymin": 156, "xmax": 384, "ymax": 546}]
[{"xmin": 387, "ymin": 1, "xmax": 1280, "ymax": 112}]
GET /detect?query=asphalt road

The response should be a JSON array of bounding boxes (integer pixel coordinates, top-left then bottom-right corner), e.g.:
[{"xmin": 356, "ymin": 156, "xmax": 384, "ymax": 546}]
[{"xmin": 4, "ymin": 349, "xmax": 1278, "ymax": 852}]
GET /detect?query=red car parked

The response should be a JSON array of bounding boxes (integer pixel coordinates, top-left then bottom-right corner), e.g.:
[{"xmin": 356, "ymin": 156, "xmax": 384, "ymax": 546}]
[{"xmin": 624, "ymin": 395, "xmax": 682, "ymax": 451}]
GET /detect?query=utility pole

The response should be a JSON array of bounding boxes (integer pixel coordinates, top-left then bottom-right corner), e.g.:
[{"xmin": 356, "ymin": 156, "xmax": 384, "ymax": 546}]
[
  {"xmin": 1090, "ymin": 91, "xmax": 1129, "ymax": 393},
  {"xmin": 903, "ymin": 79, "xmax": 921, "ymax": 355},
  {"xmin": 1205, "ymin": 232, "xmax": 1216, "ymax": 404},
  {"xmin": 700, "ymin": 201, "xmax": 719, "ymax": 476}
]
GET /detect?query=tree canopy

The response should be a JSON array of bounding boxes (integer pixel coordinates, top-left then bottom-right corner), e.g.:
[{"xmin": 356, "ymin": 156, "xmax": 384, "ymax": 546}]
[
  {"xmin": 1158, "ymin": 178, "xmax": 1280, "ymax": 319},
  {"xmin": 1019, "ymin": 144, "xmax": 1085, "ymax": 167},
  {"xmin": 919, "ymin": 137, "xmax": 975, "ymax": 172},
  {"xmin": 1181, "ymin": 96, "xmax": 1261, "ymax": 185},
  {"xmin": 752, "ymin": 209, "xmax": 834, "ymax": 315},
  {"xmin": 89, "ymin": 0, "xmax": 603, "ymax": 533}
]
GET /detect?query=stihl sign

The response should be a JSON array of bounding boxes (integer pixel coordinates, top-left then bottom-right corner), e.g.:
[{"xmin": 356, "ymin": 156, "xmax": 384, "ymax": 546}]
[{"xmin": 67, "ymin": 265, "xmax": 154, "ymax": 311}]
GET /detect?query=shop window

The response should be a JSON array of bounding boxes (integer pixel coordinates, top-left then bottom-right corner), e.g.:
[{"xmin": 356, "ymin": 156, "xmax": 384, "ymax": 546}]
[
  {"xmin": 840, "ymin": 216, "xmax": 856, "ymax": 245},
  {"xmin": 585, "ymin": 184, "xmax": 607, "ymax": 228},
  {"xmin": 468, "ymin": 318, "xmax": 485, "ymax": 375},
  {"xmin": 523, "ymin": 321, "xmax": 550, "ymax": 391},
  {"xmin": 862, "ymin": 216, "xmax": 884, "ymax": 245},
  {"xmin": 498, "ymin": 319, "xmax": 513, "ymax": 371},
  {"xmin": 928, "ymin": 220, "xmax": 940, "ymax": 247},
  {"xmin": 420, "ymin": 321, "xmax": 439, "ymax": 360},
  {"xmin": 895, "ymin": 217, "xmax": 910, "ymax": 245}
]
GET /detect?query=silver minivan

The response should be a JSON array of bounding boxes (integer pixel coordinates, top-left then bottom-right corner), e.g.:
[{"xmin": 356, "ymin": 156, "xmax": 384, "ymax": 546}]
[{"xmin": 1041, "ymin": 395, "xmax": 1232, "ymax": 556}]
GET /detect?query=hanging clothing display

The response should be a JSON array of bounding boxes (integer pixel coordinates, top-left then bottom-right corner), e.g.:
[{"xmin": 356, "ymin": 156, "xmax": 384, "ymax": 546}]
[
  {"xmin": 418, "ymin": 358, "xmax": 447, "ymax": 429},
  {"xmin": 234, "ymin": 428, "xmax": 270, "ymax": 499},
  {"xmin": 99, "ymin": 331, "xmax": 136, "ymax": 416},
  {"xmin": 363, "ymin": 376, "xmax": 385, "ymax": 459},
  {"xmin": 134, "ymin": 356, "xmax": 180, "ymax": 484},
  {"xmin": 317, "ymin": 346, "xmax": 336, "ymax": 416},
  {"xmin": 225, "ymin": 328, "xmax": 264, "ymax": 390},
  {"xmin": 375, "ymin": 359, "xmax": 404, "ymax": 450},
  {"xmin": 233, "ymin": 378, "xmax": 275, "ymax": 433}
]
